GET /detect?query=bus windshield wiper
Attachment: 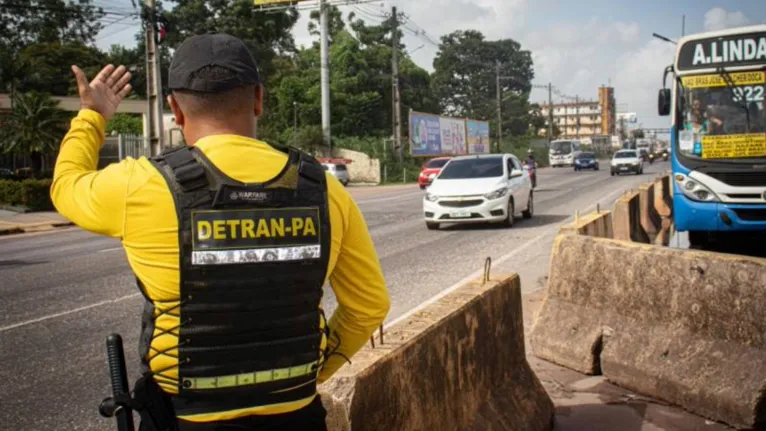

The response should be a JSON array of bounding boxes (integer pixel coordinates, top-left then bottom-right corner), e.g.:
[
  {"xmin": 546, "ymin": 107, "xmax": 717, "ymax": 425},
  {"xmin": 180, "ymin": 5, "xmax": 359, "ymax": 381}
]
[{"xmin": 716, "ymin": 66, "xmax": 751, "ymax": 133}]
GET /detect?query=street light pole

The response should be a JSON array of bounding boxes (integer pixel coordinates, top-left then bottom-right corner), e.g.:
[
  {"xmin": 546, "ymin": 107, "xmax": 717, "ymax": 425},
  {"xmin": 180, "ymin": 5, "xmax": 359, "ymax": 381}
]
[
  {"xmin": 320, "ymin": 0, "xmax": 331, "ymax": 154},
  {"xmin": 496, "ymin": 61, "xmax": 503, "ymax": 152}
]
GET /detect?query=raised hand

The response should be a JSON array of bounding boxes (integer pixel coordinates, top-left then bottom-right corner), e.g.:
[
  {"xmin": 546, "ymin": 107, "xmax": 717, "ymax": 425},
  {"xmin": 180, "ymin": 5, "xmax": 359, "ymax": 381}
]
[{"xmin": 71, "ymin": 64, "xmax": 133, "ymax": 121}]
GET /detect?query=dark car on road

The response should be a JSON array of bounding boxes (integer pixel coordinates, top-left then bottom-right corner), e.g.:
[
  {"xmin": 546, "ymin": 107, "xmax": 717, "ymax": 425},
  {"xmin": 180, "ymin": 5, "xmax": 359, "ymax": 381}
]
[{"xmin": 574, "ymin": 152, "xmax": 599, "ymax": 171}]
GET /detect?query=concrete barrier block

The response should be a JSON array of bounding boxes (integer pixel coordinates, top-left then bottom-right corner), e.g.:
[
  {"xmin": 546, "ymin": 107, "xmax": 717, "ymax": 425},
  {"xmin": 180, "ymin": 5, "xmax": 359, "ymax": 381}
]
[
  {"xmin": 320, "ymin": 275, "xmax": 554, "ymax": 431},
  {"xmin": 559, "ymin": 210, "xmax": 613, "ymax": 239},
  {"xmin": 530, "ymin": 234, "xmax": 766, "ymax": 429},
  {"xmin": 639, "ymin": 183, "xmax": 661, "ymax": 241},
  {"xmin": 612, "ymin": 190, "xmax": 650, "ymax": 243},
  {"xmin": 653, "ymin": 175, "xmax": 673, "ymax": 219}
]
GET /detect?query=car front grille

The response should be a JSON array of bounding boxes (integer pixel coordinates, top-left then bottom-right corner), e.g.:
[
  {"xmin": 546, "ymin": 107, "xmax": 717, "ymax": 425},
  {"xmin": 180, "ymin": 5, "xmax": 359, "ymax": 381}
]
[
  {"xmin": 439, "ymin": 199, "xmax": 484, "ymax": 208},
  {"xmin": 438, "ymin": 213, "xmax": 484, "ymax": 220}
]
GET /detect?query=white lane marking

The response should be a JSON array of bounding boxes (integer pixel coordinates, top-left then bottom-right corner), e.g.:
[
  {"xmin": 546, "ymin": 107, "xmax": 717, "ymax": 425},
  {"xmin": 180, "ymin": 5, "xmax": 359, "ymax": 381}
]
[
  {"xmin": 385, "ymin": 184, "xmax": 630, "ymax": 329},
  {"xmin": 0, "ymin": 293, "xmax": 142, "ymax": 333},
  {"xmin": 98, "ymin": 247, "xmax": 123, "ymax": 253},
  {"xmin": 386, "ymin": 233, "xmax": 548, "ymax": 328}
]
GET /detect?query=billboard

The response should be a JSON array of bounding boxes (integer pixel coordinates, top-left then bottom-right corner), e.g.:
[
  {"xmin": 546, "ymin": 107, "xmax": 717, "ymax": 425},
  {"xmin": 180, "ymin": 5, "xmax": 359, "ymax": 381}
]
[
  {"xmin": 410, "ymin": 112, "xmax": 443, "ymax": 156},
  {"xmin": 410, "ymin": 111, "xmax": 487, "ymax": 156},
  {"xmin": 466, "ymin": 120, "xmax": 490, "ymax": 154},
  {"xmin": 440, "ymin": 117, "xmax": 467, "ymax": 155}
]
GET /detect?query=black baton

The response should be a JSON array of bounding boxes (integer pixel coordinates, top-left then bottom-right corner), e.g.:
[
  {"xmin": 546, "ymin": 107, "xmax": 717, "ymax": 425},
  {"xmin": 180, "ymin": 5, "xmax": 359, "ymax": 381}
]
[{"xmin": 99, "ymin": 334, "xmax": 135, "ymax": 431}]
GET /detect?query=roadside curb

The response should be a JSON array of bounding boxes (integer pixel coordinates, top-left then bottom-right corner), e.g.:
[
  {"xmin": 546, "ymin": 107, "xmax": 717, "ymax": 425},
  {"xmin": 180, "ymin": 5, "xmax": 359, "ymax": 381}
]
[{"xmin": 0, "ymin": 221, "xmax": 74, "ymax": 236}]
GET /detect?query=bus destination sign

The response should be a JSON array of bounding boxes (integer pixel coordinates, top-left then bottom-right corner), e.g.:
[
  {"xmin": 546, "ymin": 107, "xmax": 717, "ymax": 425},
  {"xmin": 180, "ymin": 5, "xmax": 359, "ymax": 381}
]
[{"xmin": 677, "ymin": 31, "xmax": 766, "ymax": 71}]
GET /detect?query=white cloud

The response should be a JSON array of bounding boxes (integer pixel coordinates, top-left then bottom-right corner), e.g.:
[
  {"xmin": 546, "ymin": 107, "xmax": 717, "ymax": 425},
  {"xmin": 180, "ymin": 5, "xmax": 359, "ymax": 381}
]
[
  {"xmin": 612, "ymin": 39, "xmax": 676, "ymax": 128},
  {"xmin": 614, "ymin": 21, "xmax": 640, "ymax": 43},
  {"xmin": 703, "ymin": 7, "xmax": 749, "ymax": 32}
]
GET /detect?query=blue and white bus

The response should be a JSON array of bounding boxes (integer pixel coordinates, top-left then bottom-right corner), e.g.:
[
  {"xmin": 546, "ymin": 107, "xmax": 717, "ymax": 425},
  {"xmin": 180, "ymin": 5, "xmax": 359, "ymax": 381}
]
[{"xmin": 658, "ymin": 25, "xmax": 766, "ymax": 247}]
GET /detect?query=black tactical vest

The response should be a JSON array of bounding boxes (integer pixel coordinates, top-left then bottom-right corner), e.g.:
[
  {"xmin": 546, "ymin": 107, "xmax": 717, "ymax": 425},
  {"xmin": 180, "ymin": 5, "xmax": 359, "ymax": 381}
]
[{"xmin": 142, "ymin": 144, "xmax": 331, "ymax": 418}]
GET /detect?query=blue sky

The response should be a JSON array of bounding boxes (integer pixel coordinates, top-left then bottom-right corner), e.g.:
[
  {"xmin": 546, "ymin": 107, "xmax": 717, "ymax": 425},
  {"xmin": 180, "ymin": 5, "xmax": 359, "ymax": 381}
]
[{"xmin": 96, "ymin": 0, "xmax": 766, "ymax": 129}]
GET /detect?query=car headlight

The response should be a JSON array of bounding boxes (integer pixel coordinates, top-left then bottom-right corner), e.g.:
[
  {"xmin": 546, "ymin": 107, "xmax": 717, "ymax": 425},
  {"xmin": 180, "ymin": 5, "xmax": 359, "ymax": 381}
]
[
  {"xmin": 631, "ymin": 161, "xmax": 639, "ymax": 165},
  {"xmin": 425, "ymin": 192, "xmax": 439, "ymax": 202},
  {"xmin": 674, "ymin": 173, "xmax": 719, "ymax": 202},
  {"xmin": 484, "ymin": 187, "xmax": 508, "ymax": 200}
]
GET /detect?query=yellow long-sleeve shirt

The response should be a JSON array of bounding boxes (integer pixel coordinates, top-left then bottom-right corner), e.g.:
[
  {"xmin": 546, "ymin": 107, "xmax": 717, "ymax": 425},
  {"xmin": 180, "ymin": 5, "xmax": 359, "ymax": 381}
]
[{"xmin": 51, "ymin": 110, "xmax": 390, "ymax": 421}]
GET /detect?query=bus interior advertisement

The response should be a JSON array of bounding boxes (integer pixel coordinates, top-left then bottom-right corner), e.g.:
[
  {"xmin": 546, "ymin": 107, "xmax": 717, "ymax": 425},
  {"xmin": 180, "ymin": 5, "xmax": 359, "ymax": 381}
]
[{"xmin": 678, "ymin": 71, "xmax": 766, "ymax": 161}]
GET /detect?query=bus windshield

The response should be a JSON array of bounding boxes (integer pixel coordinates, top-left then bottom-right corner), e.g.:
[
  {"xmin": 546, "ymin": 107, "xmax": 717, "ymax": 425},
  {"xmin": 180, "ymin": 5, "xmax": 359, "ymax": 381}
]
[
  {"xmin": 677, "ymin": 71, "xmax": 766, "ymax": 161},
  {"xmin": 550, "ymin": 141, "xmax": 573, "ymax": 155}
]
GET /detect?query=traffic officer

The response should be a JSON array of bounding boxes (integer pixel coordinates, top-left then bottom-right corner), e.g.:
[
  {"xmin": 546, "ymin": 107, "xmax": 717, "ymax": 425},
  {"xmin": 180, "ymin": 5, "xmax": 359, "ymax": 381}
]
[{"xmin": 51, "ymin": 33, "xmax": 390, "ymax": 430}]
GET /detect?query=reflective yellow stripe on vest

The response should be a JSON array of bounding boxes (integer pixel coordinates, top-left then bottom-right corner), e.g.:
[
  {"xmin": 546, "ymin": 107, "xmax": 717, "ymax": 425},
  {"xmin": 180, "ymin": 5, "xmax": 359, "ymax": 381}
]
[{"xmin": 182, "ymin": 361, "xmax": 319, "ymax": 390}]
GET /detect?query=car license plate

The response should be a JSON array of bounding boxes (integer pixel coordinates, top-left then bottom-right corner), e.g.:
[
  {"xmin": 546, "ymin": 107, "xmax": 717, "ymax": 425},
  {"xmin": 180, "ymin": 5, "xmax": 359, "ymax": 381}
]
[
  {"xmin": 619, "ymin": 166, "xmax": 628, "ymax": 171},
  {"xmin": 450, "ymin": 210, "xmax": 471, "ymax": 218}
]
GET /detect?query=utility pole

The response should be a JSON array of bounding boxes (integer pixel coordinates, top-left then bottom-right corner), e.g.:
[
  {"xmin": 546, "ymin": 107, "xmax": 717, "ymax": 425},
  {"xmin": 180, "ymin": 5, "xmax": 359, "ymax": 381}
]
[
  {"xmin": 682, "ymin": 15, "xmax": 686, "ymax": 37},
  {"xmin": 144, "ymin": 0, "xmax": 164, "ymax": 155},
  {"xmin": 496, "ymin": 61, "xmax": 503, "ymax": 152},
  {"xmin": 391, "ymin": 6, "xmax": 403, "ymax": 162},
  {"xmin": 547, "ymin": 83, "xmax": 553, "ymax": 146},
  {"xmin": 319, "ymin": 0, "xmax": 331, "ymax": 155}
]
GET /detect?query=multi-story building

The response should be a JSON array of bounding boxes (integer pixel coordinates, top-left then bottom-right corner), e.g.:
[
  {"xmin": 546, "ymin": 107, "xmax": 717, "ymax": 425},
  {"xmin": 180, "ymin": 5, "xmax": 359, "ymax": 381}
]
[{"xmin": 539, "ymin": 86, "xmax": 616, "ymax": 140}]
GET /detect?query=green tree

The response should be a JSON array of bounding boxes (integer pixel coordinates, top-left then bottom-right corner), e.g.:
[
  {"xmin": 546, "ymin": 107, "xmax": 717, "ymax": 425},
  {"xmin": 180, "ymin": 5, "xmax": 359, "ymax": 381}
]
[
  {"xmin": 16, "ymin": 42, "xmax": 106, "ymax": 96},
  {"xmin": 432, "ymin": 30, "xmax": 535, "ymax": 139},
  {"xmin": 0, "ymin": 92, "xmax": 70, "ymax": 175},
  {"xmin": 106, "ymin": 113, "xmax": 143, "ymax": 136},
  {"xmin": 0, "ymin": 0, "xmax": 106, "ymax": 93},
  {"xmin": 263, "ymin": 9, "xmax": 436, "ymax": 146}
]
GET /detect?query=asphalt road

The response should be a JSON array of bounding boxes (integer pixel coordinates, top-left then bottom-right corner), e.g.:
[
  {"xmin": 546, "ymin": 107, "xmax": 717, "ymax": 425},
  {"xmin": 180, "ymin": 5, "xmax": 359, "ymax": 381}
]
[{"xmin": 0, "ymin": 162, "xmax": 671, "ymax": 430}]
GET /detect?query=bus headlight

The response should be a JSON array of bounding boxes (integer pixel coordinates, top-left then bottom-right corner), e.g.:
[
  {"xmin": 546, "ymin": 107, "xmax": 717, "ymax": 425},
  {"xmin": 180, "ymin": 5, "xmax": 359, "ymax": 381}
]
[{"xmin": 675, "ymin": 174, "xmax": 719, "ymax": 202}]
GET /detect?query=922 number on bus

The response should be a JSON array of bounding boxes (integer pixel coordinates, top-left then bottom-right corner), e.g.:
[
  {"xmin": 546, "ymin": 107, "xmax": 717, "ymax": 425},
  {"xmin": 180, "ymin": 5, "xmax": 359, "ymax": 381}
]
[{"xmin": 733, "ymin": 85, "xmax": 765, "ymax": 103}]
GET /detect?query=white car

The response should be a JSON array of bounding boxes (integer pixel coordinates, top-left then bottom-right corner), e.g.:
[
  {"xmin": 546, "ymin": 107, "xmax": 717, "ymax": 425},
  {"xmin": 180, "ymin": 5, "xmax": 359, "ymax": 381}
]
[
  {"xmin": 610, "ymin": 149, "xmax": 644, "ymax": 176},
  {"xmin": 423, "ymin": 154, "xmax": 534, "ymax": 230}
]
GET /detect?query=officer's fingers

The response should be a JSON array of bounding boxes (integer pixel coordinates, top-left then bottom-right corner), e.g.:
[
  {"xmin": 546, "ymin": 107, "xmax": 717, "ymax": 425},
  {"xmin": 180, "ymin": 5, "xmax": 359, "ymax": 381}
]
[
  {"xmin": 113, "ymin": 70, "xmax": 132, "ymax": 93},
  {"xmin": 94, "ymin": 64, "xmax": 115, "ymax": 84},
  {"xmin": 107, "ymin": 65, "xmax": 128, "ymax": 88},
  {"xmin": 117, "ymin": 83, "xmax": 133, "ymax": 100},
  {"xmin": 71, "ymin": 66, "xmax": 90, "ymax": 95}
]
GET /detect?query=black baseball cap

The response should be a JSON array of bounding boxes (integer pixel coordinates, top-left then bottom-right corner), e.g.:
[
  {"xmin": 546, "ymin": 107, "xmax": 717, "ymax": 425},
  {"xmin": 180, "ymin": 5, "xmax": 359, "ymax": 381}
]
[{"xmin": 168, "ymin": 33, "xmax": 260, "ymax": 93}]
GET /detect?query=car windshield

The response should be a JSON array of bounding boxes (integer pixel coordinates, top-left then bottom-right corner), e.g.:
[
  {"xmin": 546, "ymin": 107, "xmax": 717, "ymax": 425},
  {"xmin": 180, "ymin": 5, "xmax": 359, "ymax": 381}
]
[
  {"xmin": 438, "ymin": 157, "xmax": 504, "ymax": 179},
  {"xmin": 577, "ymin": 152, "xmax": 595, "ymax": 159},
  {"xmin": 335, "ymin": 164, "xmax": 347, "ymax": 171},
  {"xmin": 614, "ymin": 151, "xmax": 637, "ymax": 159},
  {"xmin": 550, "ymin": 141, "xmax": 573, "ymax": 154},
  {"xmin": 677, "ymin": 71, "xmax": 766, "ymax": 161},
  {"xmin": 425, "ymin": 159, "xmax": 449, "ymax": 169}
]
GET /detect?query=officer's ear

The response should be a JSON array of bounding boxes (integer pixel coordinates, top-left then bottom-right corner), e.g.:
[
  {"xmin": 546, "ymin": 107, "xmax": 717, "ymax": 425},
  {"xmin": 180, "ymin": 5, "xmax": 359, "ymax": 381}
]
[
  {"xmin": 254, "ymin": 84, "xmax": 264, "ymax": 118},
  {"xmin": 168, "ymin": 94, "xmax": 185, "ymax": 127}
]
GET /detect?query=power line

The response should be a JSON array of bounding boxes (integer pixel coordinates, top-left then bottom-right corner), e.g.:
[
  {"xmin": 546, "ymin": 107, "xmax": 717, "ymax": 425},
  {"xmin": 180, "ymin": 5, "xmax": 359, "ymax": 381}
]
[
  {"xmin": 0, "ymin": 2, "xmax": 137, "ymax": 16},
  {"xmin": 96, "ymin": 16, "xmax": 141, "ymax": 43}
]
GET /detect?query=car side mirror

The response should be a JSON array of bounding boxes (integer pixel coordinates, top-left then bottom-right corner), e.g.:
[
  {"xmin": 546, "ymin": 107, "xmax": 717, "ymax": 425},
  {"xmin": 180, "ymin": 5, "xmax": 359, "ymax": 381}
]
[
  {"xmin": 510, "ymin": 169, "xmax": 523, "ymax": 178},
  {"xmin": 658, "ymin": 89, "xmax": 671, "ymax": 116}
]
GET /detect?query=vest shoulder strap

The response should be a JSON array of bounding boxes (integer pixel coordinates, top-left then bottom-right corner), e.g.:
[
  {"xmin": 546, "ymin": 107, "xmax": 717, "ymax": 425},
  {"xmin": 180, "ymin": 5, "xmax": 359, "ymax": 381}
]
[
  {"xmin": 152, "ymin": 146, "xmax": 209, "ymax": 193},
  {"xmin": 150, "ymin": 146, "xmax": 212, "ymax": 212}
]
